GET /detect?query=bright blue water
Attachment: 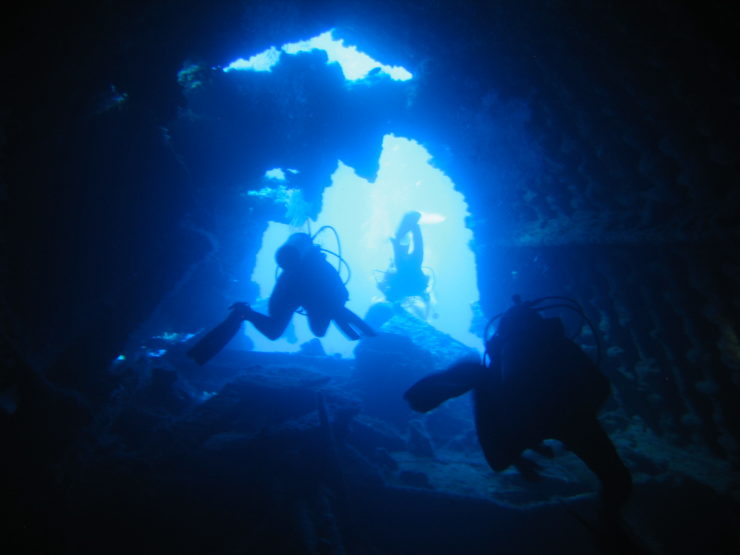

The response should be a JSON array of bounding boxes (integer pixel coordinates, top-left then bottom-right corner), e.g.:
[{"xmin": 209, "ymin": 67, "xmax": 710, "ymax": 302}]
[{"xmin": 248, "ymin": 135, "xmax": 481, "ymax": 357}]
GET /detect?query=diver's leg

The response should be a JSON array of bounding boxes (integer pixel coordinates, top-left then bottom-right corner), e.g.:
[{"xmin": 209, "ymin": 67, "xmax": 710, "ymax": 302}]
[
  {"xmin": 307, "ymin": 313, "xmax": 331, "ymax": 337},
  {"xmin": 245, "ymin": 308, "xmax": 293, "ymax": 341},
  {"xmin": 562, "ymin": 416, "xmax": 632, "ymax": 513},
  {"xmin": 249, "ymin": 274, "xmax": 300, "ymax": 340}
]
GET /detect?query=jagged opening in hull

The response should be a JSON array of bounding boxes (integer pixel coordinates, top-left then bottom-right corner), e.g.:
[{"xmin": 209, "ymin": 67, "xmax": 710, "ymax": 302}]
[
  {"xmin": 223, "ymin": 29, "xmax": 413, "ymax": 81},
  {"xmin": 249, "ymin": 134, "xmax": 481, "ymax": 356},
  {"xmin": 208, "ymin": 30, "xmax": 483, "ymax": 357}
]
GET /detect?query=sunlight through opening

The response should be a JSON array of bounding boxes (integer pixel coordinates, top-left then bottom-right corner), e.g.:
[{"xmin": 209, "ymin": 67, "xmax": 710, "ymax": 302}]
[
  {"xmin": 247, "ymin": 135, "xmax": 480, "ymax": 357},
  {"xmin": 224, "ymin": 30, "xmax": 412, "ymax": 81}
]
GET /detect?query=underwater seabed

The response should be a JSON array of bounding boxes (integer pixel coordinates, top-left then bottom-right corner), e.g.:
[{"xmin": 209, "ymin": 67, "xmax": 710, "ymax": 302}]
[{"xmin": 10, "ymin": 329, "xmax": 740, "ymax": 555}]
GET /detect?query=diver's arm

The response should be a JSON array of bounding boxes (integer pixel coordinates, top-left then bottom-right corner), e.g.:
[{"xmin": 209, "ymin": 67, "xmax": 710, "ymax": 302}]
[{"xmin": 405, "ymin": 361, "xmax": 484, "ymax": 413}]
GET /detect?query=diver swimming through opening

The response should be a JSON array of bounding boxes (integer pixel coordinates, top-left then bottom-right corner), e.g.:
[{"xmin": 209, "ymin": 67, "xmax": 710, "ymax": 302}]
[
  {"xmin": 187, "ymin": 229, "xmax": 375, "ymax": 365},
  {"xmin": 368, "ymin": 211, "xmax": 436, "ymax": 326}
]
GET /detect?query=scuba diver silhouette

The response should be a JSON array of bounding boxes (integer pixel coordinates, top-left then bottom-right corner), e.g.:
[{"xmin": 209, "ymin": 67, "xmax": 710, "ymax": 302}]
[
  {"xmin": 242, "ymin": 231, "xmax": 375, "ymax": 340},
  {"xmin": 404, "ymin": 295, "xmax": 632, "ymax": 515},
  {"xmin": 188, "ymin": 230, "xmax": 374, "ymax": 365},
  {"xmin": 377, "ymin": 211, "xmax": 433, "ymax": 319}
]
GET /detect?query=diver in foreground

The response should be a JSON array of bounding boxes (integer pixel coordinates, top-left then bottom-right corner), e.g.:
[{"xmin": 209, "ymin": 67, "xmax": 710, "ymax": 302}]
[
  {"xmin": 188, "ymin": 231, "xmax": 375, "ymax": 365},
  {"xmin": 404, "ymin": 295, "xmax": 633, "ymax": 516}
]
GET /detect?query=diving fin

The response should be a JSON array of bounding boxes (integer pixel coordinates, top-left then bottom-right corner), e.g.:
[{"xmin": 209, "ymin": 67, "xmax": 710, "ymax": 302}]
[
  {"xmin": 334, "ymin": 307, "xmax": 377, "ymax": 340},
  {"xmin": 187, "ymin": 304, "xmax": 248, "ymax": 366}
]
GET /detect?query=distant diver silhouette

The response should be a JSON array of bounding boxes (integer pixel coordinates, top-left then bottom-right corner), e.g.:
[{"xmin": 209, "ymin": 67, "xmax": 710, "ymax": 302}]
[
  {"xmin": 188, "ymin": 230, "xmax": 375, "ymax": 365},
  {"xmin": 404, "ymin": 295, "xmax": 632, "ymax": 513},
  {"xmin": 377, "ymin": 211, "xmax": 433, "ymax": 318}
]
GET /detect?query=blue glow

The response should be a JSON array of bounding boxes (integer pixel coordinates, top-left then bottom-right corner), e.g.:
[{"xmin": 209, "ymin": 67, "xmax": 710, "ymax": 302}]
[
  {"xmin": 154, "ymin": 331, "xmax": 197, "ymax": 343},
  {"xmin": 265, "ymin": 168, "xmax": 287, "ymax": 181},
  {"xmin": 225, "ymin": 30, "xmax": 412, "ymax": 82},
  {"xmin": 224, "ymin": 46, "xmax": 282, "ymax": 73},
  {"xmin": 247, "ymin": 135, "xmax": 480, "ymax": 357},
  {"xmin": 115, "ymin": 354, "xmax": 126, "ymax": 361},
  {"xmin": 247, "ymin": 184, "xmax": 296, "ymax": 200},
  {"xmin": 177, "ymin": 63, "xmax": 205, "ymax": 89},
  {"xmin": 248, "ymin": 180, "xmax": 311, "ymax": 228},
  {"xmin": 95, "ymin": 85, "xmax": 128, "ymax": 114}
]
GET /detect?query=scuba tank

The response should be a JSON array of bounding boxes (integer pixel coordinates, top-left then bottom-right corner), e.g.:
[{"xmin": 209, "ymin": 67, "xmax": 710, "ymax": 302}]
[
  {"xmin": 275, "ymin": 232, "xmax": 315, "ymax": 270},
  {"xmin": 276, "ymin": 228, "xmax": 351, "ymax": 284},
  {"xmin": 484, "ymin": 295, "xmax": 601, "ymax": 366},
  {"xmin": 310, "ymin": 226, "xmax": 351, "ymax": 285},
  {"xmin": 485, "ymin": 294, "xmax": 609, "ymax": 412}
]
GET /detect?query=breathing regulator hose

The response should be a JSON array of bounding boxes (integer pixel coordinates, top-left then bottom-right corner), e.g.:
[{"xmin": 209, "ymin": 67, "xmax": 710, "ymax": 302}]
[
  {"xmin": 312, "ymin": 225, "xmax": 352, "ymax": 286},
  {"xmin": 272, "ymin": 225, "xmax": 352, "ymax": 286}
]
